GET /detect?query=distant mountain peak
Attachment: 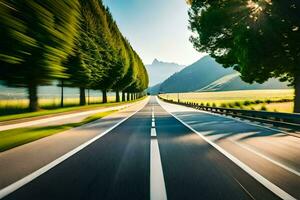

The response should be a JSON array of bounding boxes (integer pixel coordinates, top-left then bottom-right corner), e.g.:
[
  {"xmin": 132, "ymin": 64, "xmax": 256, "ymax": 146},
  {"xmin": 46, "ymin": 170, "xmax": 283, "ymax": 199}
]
[
  {"xmin": 146, "ymin": 59, "xmax": 186, "ymax": 86},
  {"xmin": 152, "ymin": 58, "xmax": 160, "ymax": 65},
  {"xmin": 149, "ymin": 58, "xmax": 185, "ymax": 67}
]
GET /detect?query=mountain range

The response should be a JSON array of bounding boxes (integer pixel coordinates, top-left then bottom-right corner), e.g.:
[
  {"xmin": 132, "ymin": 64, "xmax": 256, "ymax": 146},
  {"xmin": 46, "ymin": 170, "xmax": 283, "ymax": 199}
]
[
  {"xmin": 148, "ymin": 56, "xmax": 290, "ymax": 94},
  {"xmin": 146, "ymin": 59, "xmax": 185, "ymax": 86}
]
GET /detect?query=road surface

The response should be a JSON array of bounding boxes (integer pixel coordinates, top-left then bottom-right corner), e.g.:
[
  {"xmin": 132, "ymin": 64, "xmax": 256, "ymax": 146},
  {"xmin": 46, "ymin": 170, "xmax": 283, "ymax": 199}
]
[{"xmin": 0, "ymin": 97, "xmax": 299, "ymax": 200}]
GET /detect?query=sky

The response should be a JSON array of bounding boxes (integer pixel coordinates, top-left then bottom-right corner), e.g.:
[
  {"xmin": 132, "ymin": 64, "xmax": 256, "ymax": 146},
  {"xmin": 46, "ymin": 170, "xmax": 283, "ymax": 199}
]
[{"xmin": 103, "ymin": 0, "xmax": 205, "ymax": 65}]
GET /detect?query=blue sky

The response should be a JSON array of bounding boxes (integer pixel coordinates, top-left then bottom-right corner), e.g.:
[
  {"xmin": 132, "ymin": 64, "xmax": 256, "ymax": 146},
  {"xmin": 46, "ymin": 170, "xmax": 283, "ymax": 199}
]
[{"xmin": 103, "ymin": 0, "xmax": 205, "ymax": 65}]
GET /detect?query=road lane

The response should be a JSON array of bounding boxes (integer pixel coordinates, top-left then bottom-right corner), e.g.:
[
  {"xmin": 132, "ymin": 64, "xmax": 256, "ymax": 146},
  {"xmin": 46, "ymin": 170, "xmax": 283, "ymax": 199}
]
[
  {"xmin": 3, "ymin": 103, "xmax": 152, "ymax": 200},
  {"xmin": 153, "ymin": 101, "xmax": 280, "ymax": 200},
  {"xmin": 158, "ymin": 98, "xmax": 300, "ymax": 199}
]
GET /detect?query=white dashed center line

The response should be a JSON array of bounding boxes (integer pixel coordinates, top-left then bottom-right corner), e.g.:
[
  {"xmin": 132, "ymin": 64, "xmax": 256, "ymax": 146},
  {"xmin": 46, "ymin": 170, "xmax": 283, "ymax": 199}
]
[{"xmin": 150, "ymin": 105, "xmax": 167, "ymax": 200}]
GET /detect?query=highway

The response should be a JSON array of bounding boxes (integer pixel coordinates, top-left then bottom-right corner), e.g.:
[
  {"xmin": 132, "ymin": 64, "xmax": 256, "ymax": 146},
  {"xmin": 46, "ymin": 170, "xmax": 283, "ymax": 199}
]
[{"xmin": 0, "ymin": 97, "xmax": 299, "ymax": 200}]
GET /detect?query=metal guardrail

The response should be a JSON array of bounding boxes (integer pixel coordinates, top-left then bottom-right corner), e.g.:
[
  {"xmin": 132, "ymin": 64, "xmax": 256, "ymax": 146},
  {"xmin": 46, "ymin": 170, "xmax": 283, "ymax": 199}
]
[{"xmin": 159, "ymin": 97, "xmax": 300, "ymax": 131}]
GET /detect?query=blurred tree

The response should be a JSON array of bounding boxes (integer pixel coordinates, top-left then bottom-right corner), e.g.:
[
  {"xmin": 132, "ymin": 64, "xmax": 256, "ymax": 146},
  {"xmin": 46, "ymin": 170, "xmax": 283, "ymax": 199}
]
[
  {"xmin": 188, "ymin": 0, "xmax": 300, "ymax": 112},
  {"xmin": 114, "ymin": 38, "xmax": 136, "ymax": 102},
  {"xmin": 0, "ymin": 0, "xmax": 147, "ymax": 111},
  {"xmin": 63, "ymin": 0, "xmax": 107, "ymax": 106},
  {"xmin": 0, "ymin": 0, "xmax": 80, "ymax": 111},
  {"xmin": 124, "ymin": 51, "xmax": 148, "ymax": 99}
]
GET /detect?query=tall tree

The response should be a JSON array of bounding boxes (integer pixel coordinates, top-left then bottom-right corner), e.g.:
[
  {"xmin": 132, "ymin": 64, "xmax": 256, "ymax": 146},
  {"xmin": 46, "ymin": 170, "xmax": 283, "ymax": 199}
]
[
  {"xmin": 188, "ymin": 0, "xmax": 300, "ymax": 112},
  {"xmin": 0, "ymin": 0, "xmax": 80, "ymax": 111},
  {"xmin": 63, "ymin": 0, "xmax": 106, "ymax": 106},
  {"xmin": 114, "ymin": 38, "xmax": 136, "ymax": 102}
]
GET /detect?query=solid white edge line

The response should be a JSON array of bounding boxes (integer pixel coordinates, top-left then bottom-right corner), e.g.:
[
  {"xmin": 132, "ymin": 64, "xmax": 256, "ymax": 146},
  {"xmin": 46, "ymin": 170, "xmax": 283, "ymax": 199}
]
[
  {"xmin": 0, "ymin": 99, "xmax": 148, "ymax": 199},
  {"xmin": 156, "ymin": 97, "xmax": 296, "ymax": 200},
  {"xmin": 230, "ymin": 139, "xmax": 300, "ymax": 177},
  {"xmin": 150, "ymin": 126, "xmax": 167, "ymax": 200},
  {"xmin": 0, "ymin": 104, "xmax": 133, "ymax": 132}
]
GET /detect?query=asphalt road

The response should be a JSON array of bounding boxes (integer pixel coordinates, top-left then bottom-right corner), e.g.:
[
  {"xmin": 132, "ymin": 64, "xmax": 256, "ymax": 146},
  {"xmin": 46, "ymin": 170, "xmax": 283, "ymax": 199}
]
[{"xmin": 1, "ymin": 97, "xmax": 298, "ymax": 200}]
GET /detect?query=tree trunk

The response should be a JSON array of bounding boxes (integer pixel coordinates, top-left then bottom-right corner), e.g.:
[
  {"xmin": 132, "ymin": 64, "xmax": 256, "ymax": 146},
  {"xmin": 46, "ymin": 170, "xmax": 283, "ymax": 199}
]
[
  {"xmin": 130, "ymin": 93, "xmax": 133, "ymax": 101},
  {"xmin": 60, "ymin": 80, "xmax": 64, "ymax": 108},
  {"xmin": 102, "ymin": 90, "xmax": 107, "ymax": 103},
  {"xmin": 294, "ymin": 75, "xmax": 300, "ymax": 113},
  {"xmin": 122, "ymin": 91, "xmax": 126, "ymax": 102},
  {"xmin": 116, "ymin": 90, "xmax": 120, "ymax": 102},
  {"xmin": 127, "ymin": 92, "xmax": 130, "ymax": 101},
  {"xmin": 87, "ymin": 89, "xmax": 90, "ymax": 105},
  {"xmin": 28, "ymin": 83, "xmax": 38, "ymax": 112},
  {"xmin": 80, "ymin": 87, "xmax": 86, "ymax": 105}
]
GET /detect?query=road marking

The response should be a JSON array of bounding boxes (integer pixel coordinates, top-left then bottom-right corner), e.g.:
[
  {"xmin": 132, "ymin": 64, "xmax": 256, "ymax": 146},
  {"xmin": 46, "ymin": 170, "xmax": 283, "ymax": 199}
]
[
  {"xmin": 157, "ymin": 97, "xmax": 297, "ymax": 200},
  {"xmin": 230, "ymin": 139, "xmax": 300, "ymax": 177},
  {"xmin": 151, "ymin": 128, "xmax": 156, "ymax": 137},
  {"xmin": 150, "ymin": 114, "xmax": 167, "ymax": 200},
  {"xmin": 208, "ymin": 132, "xmax": 300, "ymax": 176},
  {"xmin": 152, "ymin": 121, "xmax": 155, "ymax": 128},
  {"xmin": 0, "ymin": 102, "xmax": 148, "ymax": 199},
  {"xmin": 0, "ymin": 104, "xmax": 133, "ymax": 132}
]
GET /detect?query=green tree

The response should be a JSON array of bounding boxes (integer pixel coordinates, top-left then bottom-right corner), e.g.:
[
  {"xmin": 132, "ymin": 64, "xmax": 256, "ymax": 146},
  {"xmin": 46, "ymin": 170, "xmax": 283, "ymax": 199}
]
[
  {"xmin": 113, "ymin": 38, "xmax": 136, "ymax": 102},
  {"xmin": 188, "ymin": 0, "xmax": 300, "ymax": 112},
  {"xmin": 63, "ymin": 0, "xmax": 106, "ymax": 106},
  {"xmin": 124, "ymin": 51, "xmax": 148, "ymax": 99},
  {"xmin": 0, "ymin": 0, "xmax": 80, "ymax": 111}
]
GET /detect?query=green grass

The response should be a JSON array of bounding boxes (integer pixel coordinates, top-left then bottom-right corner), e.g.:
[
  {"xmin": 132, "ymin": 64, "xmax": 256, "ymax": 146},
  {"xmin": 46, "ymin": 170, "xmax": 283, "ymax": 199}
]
[
  {"xmin": 0, "ymin": 110, "xmax": 117, "ymax": 152},
  {"xmin": 0, "ymin": 97, "xmax": 145, "ymax": 122},
  {"xmin": 0, "ymin": 96, "xmax": 117, "ymax": 112},
  {"xmin": 160, "ymin": 89, "xmax": 294, "ymax": 113}
]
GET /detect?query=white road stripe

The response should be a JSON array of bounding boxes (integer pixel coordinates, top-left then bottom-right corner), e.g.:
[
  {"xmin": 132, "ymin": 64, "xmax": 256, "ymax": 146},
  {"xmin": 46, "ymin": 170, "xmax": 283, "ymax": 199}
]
[
  {"xmin": 150, "ymin": 123, "xmax": 167, "ymax": 200},
  {"xmin": 0, "ymin": 102, "xmax": 147, "ymax": 199},
  {"xmin": 152, "ymin": 121, "xmax": 155, "ymax": 128},
  {"xmin": 151, "ymin": 128, "xmax": 157, "ymax": 137},
  {"xmin": 157, "ymin": 97, "xmax": 296, "ymax": 200},
  {"xmin": 230, "ymin": 139, "xmax": 300, "ymax": 177},
  {"xmin": 0, "ymin": 104, "xmax": 132, "ymax": 132}
]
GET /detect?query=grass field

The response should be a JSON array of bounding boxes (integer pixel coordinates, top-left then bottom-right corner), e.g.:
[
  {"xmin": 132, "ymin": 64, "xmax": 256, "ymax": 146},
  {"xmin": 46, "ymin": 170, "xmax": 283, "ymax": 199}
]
[
  {"xmin": 0, "ymin": 96, "xmax": 144, "ymax": 122},
  {"xmin": 0, "ymin": 110, "xmax": 117, "ymax": 152},
  {"xmin": 0, "ymin": 96, "xmax": 116, "ymax": 113},
  {"xmin": 160, "ymin": 89, "xmax": 294, "ymax": 113}
]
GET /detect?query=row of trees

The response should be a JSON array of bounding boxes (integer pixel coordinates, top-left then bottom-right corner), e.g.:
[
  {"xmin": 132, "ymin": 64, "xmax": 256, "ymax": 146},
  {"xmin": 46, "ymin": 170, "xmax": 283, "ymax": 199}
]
[
  {"xmin": 188, "ymin": 0, "xmax": 300, "ymax": 112},
  {"xmin": 0, "ymin": 0, "xmax": 148, "ymax": 111}
]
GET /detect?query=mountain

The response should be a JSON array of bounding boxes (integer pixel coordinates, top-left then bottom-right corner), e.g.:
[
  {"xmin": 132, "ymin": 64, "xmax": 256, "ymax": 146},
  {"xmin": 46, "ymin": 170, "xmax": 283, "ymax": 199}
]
[
  {"xmin": 159, "ymin": 56, "xmax": 234, "ymax": 93},
  {"xmin": 148, "ymin": 56, "xmax": 290, "ymax": 94},
  {"xmin": 146, "ymin": 59, "xmax": 185, "ymax": 86}
]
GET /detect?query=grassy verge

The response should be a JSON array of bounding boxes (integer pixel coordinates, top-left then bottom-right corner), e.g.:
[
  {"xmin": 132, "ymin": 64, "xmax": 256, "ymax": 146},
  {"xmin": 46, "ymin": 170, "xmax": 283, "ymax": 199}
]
[
  {"xmin": 160, "ymin": 90, "xmax": 294, "ymax": 113},
  {"xmin": 0, "ymin": 110, "xmax": 117, "ymax": 152},
  {"xmin": 0, "ymin": 97, "xmax": 145, "ymax": 122}
]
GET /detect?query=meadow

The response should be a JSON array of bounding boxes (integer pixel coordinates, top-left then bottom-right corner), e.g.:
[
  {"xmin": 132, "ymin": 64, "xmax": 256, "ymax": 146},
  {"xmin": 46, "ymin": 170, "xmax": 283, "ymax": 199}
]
[
  {"xmin": 159, "ymin": 89, "xmax": 294, "ymax": 113},
  {"xmin": 0, "ymin": 96, "xmax": 116, "ymax": 115}
]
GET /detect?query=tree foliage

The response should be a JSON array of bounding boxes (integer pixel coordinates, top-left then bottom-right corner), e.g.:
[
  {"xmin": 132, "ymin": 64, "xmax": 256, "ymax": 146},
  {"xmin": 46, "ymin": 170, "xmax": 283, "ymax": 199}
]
[
  {"xmin": 0, "ymin": 0, "xmax": 80, "ymax": 111},
  {"xmin": 188, "ymin": 0, "xmax": 300, "ymax": 112},
  {"xmin": 0, "ymin": 0, "xmax": 148, "ymax": 111}
]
